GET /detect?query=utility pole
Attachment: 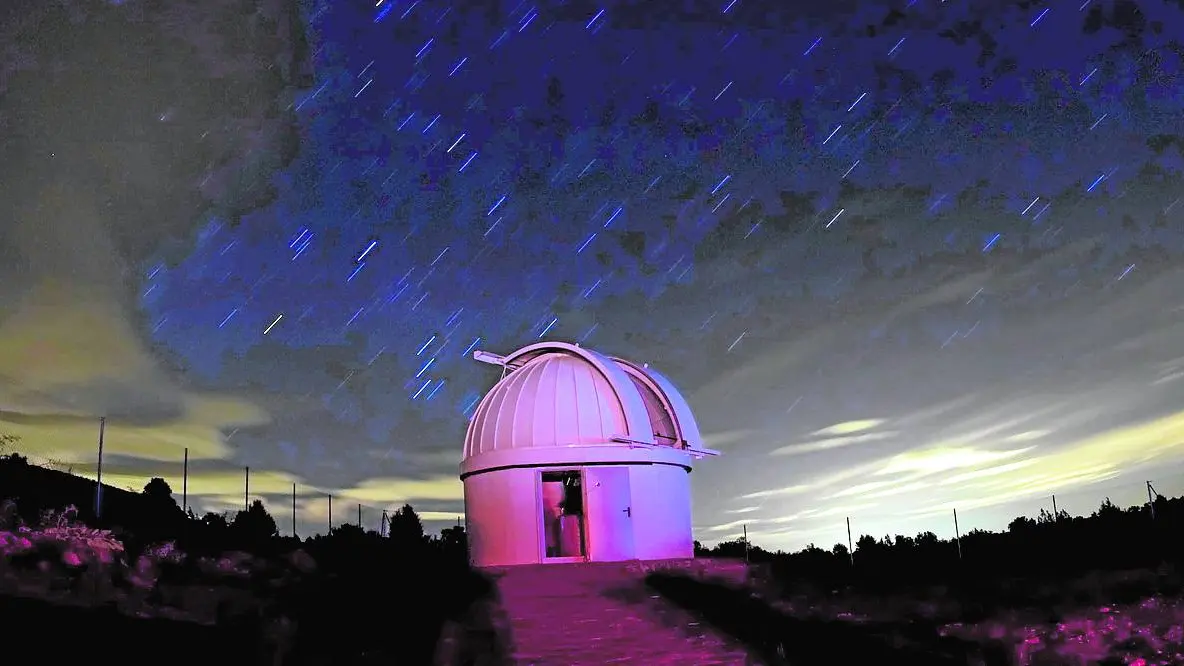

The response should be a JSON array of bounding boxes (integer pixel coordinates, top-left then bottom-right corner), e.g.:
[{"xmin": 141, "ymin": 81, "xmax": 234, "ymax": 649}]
[
  {"xmin": 1148, "ymin": 481, "xmax": 1158, "ymax": 520},
  {"xmin": 357, "ymin": 503, "xmax": 362, "ymax": 527},
  {"xmin": 953, "ymin": 508, "xmax": 963, "ymax": 560},
  {"xmin": 742, "ymin": 524, "xmax": 749, "ymax": 563},
  {"xmin": 327, "ymin": 494, "xmax": 332, "ymax": 533},
  {"xmin": 244, "ymin": 466, "xmax": 250, "ymax": 511},
  {"xmin": 846, "ymin": 516, "xmax": 854, "ymax": 566},
  {"xmin": 291, "ymin": 483, "xmax": 297, "ymax": 537},
  {"xmin": 94, "ymin": 417, "xmax": 106, "ymax": 519},
  {"xmin": 182, "ymin": 447, "xmax": 188, "ymax": 513},
  {"xmin": 381, "ymin": 509, "xmax": 388, "ymax": 537}
]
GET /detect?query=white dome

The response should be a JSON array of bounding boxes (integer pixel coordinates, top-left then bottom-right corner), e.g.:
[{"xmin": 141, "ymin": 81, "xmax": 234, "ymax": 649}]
[{"xmin": 462, "ymin": 342, "xmax": 702, "ymax": 461}]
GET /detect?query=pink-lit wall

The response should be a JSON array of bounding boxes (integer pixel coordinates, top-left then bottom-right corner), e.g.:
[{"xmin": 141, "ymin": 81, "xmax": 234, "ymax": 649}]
[
  {"xmin": 464, "ymin": 467, "xmax": 541, "ymax": 567},
  {"xmin": 463, "ymin": 456, "xmax": 696, "ymax": 567},
  {"xmin": 626, "ymin": 464, "xmax": 694, "ymax": 559}
]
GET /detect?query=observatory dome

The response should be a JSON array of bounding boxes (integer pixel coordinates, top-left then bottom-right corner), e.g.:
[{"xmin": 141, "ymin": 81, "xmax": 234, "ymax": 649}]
[{"xmin": 462, "ymin": 342, "xmax": 704, "ymax": 461}]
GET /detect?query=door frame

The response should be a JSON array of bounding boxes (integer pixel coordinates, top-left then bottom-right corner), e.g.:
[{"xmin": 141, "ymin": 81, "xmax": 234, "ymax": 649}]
[{"xmin": 536, "ymin": 468, "xmax": 587, "ymax": 563}]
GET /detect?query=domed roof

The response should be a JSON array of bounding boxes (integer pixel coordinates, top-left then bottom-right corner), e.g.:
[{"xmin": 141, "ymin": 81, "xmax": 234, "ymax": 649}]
[{"xmin": 462, "ymin": 342, "xmax": 705, "ymax": 461}]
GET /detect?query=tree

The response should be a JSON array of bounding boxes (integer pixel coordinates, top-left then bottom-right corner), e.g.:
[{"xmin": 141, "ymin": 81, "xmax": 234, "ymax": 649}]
[
  {"xmin": 231, "ymin": 499, "xmax": 278, "ymax": 542},
  {"xmin": 1008, "ymin": 515, "xmax": 1037, "ymax": 532},
  {"xmin": 201, "ymin": 512, "xmax": 229, "ymax": 530},
  {"xmin": 1095, "ymin": 497, "xmax": 1122, "ymax": 519},
  {"xmin": 440, "ymin": 523, "xmax": 467, "ymax": 553},
  {"xmin": 0, "ymin": 433, "xmax": 19, "ymax": 455},
  {"xmin": 143, "ymin": 477, "xmax": 177, "ymax": 505},
  {"xmin": 388, "ymin": 503, "xmax": 424, "ymax": 545},
  {"xmin": 854, "ymin": 534, "xmax": 879, "ymax": 553}
]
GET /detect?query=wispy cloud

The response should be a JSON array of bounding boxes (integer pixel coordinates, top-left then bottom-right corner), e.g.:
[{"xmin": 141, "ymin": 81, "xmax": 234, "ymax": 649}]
[
  {"xmin": 701, "ymin": 429, "xmax": 754, "ymax": 449},
  {"xmin": 769, "ymin": 431, "xmax": 895, "ymax": 456},
  {"xmin": 812, "ymin": 419, "xmax": 884, "ymax": 436}
]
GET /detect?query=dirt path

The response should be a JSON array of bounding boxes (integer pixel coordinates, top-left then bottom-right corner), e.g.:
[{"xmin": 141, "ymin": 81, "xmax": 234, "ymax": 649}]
[{"xmin": 491, "ymin": 562, "xmax": 756, "ymax": 665}]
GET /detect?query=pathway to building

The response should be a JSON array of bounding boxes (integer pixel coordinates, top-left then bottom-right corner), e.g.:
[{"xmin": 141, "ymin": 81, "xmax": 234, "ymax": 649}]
[{"xmin": 490, "ymin": 560, "xmax": 757, "ymax": 665}]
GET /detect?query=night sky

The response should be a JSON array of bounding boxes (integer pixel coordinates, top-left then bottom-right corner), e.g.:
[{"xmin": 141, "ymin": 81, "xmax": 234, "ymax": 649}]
[{"xmin": 2, "ymin": 0, "xmax": 1184, "ymax": 550}]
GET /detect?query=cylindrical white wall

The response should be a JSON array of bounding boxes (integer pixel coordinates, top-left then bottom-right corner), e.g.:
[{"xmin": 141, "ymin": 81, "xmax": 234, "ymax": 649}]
[
  {"xmin": 463, "ymin": 459, "xmax": 695, "ymax": 567},
  {"xmin": 627, "ymin": 464, "xmax": 694, "ymax": 560},
  {"xmin": 463, "ymin": 467, "xmax": 541, "ymax": 567}
]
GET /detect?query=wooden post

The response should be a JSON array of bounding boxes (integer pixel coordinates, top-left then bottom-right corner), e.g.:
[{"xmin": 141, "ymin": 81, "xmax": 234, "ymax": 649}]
[
  {"xmin": 291, "ymin": 483, "xmax": 297, "ymax": 537},
  {"xmin": 244, "ymin": 466, "xmax": 250, "ymax": 511},
  {"xmin": 357, "ymin": 503, "xmax": 362, "ymax": 527},
  {"xmin": 953, "ymin": 508, "xmax": 963, "ymax": 560},
  {"xmin": 1051, "ymin": 494, "xmax": 1058, "ymax": 520},
  {"xmin": 327, "ymin": 494, "xmax": 332, "ymax": 533},
  {"xmin": 742, "ymin": 524, "xmax": 749, "ymax": 563}
]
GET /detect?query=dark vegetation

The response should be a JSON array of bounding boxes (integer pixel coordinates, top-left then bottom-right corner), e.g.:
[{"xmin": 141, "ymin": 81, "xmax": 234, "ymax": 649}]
[
  {"xmin": 696, "ymin": 495, "xmax": 1182, "ymax": 602},
  {"xmin": 8, "ymin": 436, "xmax": 1184, "ymax": 665},
  {"xmin": 654, "ymin": 494, "xmax": 1184, "ymax": 664},
  {"xmin": 0, "ymin": 451, "xmax": 509, "ymax": 666}
]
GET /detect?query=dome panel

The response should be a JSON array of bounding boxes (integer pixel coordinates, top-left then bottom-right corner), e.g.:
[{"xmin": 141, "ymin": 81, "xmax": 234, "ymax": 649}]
[{"xmin": 463, "ymin": 350, "xmax": 641, "ymax": 459}]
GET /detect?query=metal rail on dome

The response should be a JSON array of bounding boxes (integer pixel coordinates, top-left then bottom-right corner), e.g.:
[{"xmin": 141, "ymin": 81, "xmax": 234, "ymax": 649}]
[
  {"xmin": 472, "ymin": 350, "xmax": 507, "ymax": 366},
  {"xmin": 610, "ymin": 435, "xmax": 721, "ymax": 458}
]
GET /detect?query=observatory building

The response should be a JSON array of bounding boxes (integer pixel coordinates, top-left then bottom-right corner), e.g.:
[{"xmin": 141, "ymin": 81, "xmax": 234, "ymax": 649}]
[{"xmin": 460, "ymin": 341, "xmax": 718, "ymax": 567}]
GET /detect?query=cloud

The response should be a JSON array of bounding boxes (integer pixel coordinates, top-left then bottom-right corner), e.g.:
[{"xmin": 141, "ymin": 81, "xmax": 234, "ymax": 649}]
[
  {"xmin": 333, "ymin": 475, "xmax": 465, "ymax": 506},
  {"xmin": 688, "ymin": 237, "xmax": 1106, "ymax": 415},
  {"xmin": 0, "ymin": 0, "xmax": 311, "ymax": 508},
  {"xmin": 1002, "ymin": 430, "xmax": 1049, "ymax": 443},
  {"xmin": 769, "ymin": 431, "xmax": 895, "ymax": 456},
  {"xmin": 812, "ymin": 419, "xmax": 884, "ymax": 436},
  {"xmin": 872, "ymin": 446, "xmax": 1034, "ymax": 477},
  {"xmin": 739, "ymin": 463, "xmax": 882, "ymax": 499},
  {"xmin": 0, "ymin": 390, "xmax": 268, "ymax": 464},
  {"xmin": 703, "ymin": 519, "xmax": 755, "ymax": 533},
  {"xmin": 65, "ymin": 464, "xmax": 303, "ymax": 501},
  {"xmin": 724, "ymin": 506, "xmax": 761, "ymax": 514},
  {"xmin": 701, "ymin": 429, "xmax": 754, "ymax": 449}
]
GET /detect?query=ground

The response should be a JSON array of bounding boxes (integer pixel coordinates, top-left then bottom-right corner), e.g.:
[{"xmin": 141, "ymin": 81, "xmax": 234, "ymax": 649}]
[{"xmin": 483, "ymin": 559, "xmax": 757, "ymax": 665}]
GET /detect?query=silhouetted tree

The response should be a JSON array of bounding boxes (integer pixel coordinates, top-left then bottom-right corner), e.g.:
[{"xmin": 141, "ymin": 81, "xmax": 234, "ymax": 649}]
[
  {"xmin": 1008, "ymin": 515, "xmax": 1036, "ymax": 533},
  {"xmin": 854, "ymin": 534, "xmax": 879, "ymax": 554},
  {"xmin": 388, "ymin": 503, "xmax": 424, "ymax": 545},
  {"xmin": 201, "ymin": 511, "xmax": 229, "ymax": 530},
  {"xmin": 0, "ymin": 432, "xmax": 18, "ymax": 454},
  {"xmin": 231, "ymin": 500, "xmax": 278, "ymax": 543},
  {"xmin": 143, "ymin": 477, "xmax": 177, "ymax": 505},
  {"xmin": 439, "ymin": 523, "xmax": 467, "ymax": 560}
]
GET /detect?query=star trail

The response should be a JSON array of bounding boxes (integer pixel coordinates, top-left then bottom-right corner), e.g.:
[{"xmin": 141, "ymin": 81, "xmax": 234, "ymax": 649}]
[{"xmin": 2, "ymin": 0, "xmax": 1184, "ymax": 549}]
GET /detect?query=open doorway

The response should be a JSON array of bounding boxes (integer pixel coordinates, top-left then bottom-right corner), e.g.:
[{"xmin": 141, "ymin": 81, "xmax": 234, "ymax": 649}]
[{"xmin": 540, "ymin": 471, "xmax": 586, "ymax": 559}]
